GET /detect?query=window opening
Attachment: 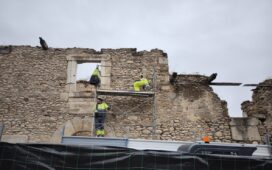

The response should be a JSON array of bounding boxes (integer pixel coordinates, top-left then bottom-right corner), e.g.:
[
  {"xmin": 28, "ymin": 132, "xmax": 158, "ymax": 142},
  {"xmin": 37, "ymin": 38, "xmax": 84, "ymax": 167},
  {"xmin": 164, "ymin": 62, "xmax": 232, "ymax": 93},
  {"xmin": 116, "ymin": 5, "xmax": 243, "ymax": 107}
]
[
  {"xmin": 76, "ymin": 62, "xmax": 100, "ymax": 92},
  {"xmin": 77, "ymin": 63, "xmax": 99, "ymax": 81}
]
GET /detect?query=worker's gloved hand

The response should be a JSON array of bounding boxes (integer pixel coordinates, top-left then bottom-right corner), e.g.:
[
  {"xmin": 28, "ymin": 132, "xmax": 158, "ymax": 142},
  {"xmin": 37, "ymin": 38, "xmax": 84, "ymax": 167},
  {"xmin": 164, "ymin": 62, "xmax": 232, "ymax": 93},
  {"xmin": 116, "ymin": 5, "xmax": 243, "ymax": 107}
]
[
  {"xmin": 108, "ymin": 105, "xmax": 111, "ymax": 110},
  {"xmin": 144, "ymin": 85, "xmax": 151, "ymax": 91}
]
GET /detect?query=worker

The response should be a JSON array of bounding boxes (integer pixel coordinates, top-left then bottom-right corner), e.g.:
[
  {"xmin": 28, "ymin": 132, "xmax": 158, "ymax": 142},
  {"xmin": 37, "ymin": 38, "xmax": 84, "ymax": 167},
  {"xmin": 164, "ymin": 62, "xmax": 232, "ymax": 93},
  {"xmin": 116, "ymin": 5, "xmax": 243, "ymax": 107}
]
[
  {"xmin": 89, "ymin": 65, "xmax": 100, "ymax": 87},
  {"xmin": 94, "ymin": 98, "xmax": 110, "ymax": 137},
  {"xmin": 133, "ymin": 75, "xmax": 150, "ymax": 91}
]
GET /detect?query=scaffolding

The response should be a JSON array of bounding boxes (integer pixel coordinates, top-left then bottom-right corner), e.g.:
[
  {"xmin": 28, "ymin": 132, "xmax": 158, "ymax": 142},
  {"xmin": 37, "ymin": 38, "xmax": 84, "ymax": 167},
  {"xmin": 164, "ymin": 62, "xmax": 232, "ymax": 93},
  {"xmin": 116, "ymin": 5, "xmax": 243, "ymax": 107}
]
[
  {"xmin": 97, "ymin": 89, "xmax": 154, "ymax": 97},
  {"xmin": 95, "ymin": 70, "xmax": 157, "ymax": 139}
]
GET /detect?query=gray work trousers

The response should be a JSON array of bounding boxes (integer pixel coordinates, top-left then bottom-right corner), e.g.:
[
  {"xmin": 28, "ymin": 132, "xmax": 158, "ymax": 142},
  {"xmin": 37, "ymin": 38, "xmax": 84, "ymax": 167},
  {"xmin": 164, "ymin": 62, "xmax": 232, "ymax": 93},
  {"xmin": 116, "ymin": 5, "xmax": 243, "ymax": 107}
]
[{"xmin": 95, "ymin": 111, "xmax": 106, "ymax": 130}]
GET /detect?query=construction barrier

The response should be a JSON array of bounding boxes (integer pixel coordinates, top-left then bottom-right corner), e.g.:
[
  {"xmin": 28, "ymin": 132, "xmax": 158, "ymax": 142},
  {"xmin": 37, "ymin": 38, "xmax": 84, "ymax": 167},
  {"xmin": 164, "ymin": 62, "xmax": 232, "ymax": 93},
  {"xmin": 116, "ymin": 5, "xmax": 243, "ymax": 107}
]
[{"xmin": 0, "ymin": 142, "xmax": 271, "ymax": 170}]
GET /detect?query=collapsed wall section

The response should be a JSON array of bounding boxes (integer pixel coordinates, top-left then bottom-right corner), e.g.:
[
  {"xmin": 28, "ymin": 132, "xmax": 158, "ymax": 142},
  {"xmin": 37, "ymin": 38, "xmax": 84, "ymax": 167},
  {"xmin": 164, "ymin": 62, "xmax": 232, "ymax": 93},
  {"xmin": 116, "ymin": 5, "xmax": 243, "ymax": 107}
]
[
  {"xmin": 232, "ymin": 79, "xmax": 272, "ymax": 144},
  {"xmin": 156, "ymin": 74, "xmax": 231, "ymax": 142}
]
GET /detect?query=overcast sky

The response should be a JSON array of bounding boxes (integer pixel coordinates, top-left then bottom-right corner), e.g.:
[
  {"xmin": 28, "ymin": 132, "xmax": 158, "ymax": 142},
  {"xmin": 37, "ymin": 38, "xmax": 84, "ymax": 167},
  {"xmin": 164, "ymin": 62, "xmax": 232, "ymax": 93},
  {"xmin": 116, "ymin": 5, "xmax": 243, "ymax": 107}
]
[{"xmin": 1, "ymin": 0, "xmax": 271, "ymax": 117}]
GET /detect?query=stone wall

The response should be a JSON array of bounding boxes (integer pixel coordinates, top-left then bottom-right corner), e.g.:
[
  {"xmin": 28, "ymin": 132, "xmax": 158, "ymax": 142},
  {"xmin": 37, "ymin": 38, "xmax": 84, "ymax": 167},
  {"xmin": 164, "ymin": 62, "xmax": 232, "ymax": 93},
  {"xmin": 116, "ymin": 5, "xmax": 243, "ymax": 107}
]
[
  {"xmin": 155, "ymin": 74, "xmax": 231, "ymax": 142},
  {"xmin": 1, "ymin": 45, "xmax": 233, "ymax": 143},
  {"xmin": 0, "ymin": 46, "xmax": 68, "ymax": 142},
  {"xmin": 0, "ymin": 46, "xmax": 103, "ymax": 142},
  {"xmin": 231, "ymin": 79, "xmax": 272, "ymax": 144},
  {"xmin": 102, "ymin": 50, "xmax": 231, "ymax": 142},
  {"xmin": 101, "ymin": 48, "xmax": 166, "ymax": 139}
]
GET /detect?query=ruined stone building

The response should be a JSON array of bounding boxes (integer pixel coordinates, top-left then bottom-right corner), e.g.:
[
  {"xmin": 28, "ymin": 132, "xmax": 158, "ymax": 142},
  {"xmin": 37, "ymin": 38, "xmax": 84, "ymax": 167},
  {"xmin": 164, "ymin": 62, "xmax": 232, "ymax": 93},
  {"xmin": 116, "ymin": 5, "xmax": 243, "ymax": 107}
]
[{"xmin": 0, "ymin": 46, "xmax": 271, "ymax": 144}]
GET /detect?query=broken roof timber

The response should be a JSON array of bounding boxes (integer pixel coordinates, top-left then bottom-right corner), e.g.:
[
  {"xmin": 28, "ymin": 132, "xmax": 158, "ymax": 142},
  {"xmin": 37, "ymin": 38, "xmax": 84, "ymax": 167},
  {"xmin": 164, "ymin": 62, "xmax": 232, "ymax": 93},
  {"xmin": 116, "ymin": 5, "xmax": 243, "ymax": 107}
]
[
  {"xmin": 243, "ymin": 84, "xmax": 272, "ymax": 87},
  {"xmin": 175, "ymin": 82, "xmax": 242, "ymax": 86},
  {"xmin": 209, "ymin": 82, "xmax": 242, "ymax": 86}
]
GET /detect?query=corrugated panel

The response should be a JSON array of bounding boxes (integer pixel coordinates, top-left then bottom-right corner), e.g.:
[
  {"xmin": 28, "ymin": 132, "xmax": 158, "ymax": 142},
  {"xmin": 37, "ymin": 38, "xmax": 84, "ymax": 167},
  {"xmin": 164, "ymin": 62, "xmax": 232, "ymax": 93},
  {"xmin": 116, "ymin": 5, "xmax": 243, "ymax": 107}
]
[
  {"xmin": 253, "ymin": 145, "xmax": 271, "ymax": 157},
  {"xmin": 61, "ymin": 136, "xmax": 271, "ymax": 157},
  {"xmin": 128, "ymin": 139, "xmax": 193, "ymax": 151},
  {"xmin": 62, "ymin": 136, "xmax": 128, "ymax": 147}
]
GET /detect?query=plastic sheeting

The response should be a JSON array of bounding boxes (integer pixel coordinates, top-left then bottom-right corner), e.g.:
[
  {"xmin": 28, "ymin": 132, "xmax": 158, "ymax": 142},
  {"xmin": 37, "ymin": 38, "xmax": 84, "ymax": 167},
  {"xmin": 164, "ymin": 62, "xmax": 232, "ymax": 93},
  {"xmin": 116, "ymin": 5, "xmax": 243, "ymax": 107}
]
[{"xmin": 0, "ymin": 142, "xmax": 271, "ymax": 170}]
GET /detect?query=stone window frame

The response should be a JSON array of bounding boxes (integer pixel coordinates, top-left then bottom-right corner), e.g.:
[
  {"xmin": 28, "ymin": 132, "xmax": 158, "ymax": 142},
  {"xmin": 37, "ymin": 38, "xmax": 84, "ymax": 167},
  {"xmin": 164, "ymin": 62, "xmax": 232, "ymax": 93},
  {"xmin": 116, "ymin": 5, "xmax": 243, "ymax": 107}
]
[{"xmin": 66, "ymin": 54, "xmax": 111, "ymax": 93}]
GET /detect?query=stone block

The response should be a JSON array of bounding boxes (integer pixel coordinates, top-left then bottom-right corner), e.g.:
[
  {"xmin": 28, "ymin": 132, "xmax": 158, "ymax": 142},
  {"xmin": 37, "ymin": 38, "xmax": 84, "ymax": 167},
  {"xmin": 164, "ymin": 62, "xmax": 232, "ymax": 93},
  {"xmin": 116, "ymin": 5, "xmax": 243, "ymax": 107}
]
[
  {"xmin": 66, "ymin": 84, "xmax": 77, "ymax": 92},
  {"xmin": 230, "ymin": 117, "xmax": 259, "ymax": 126},
  {"xmin": 50, "ymin": 133, "xmax": 62, "ymax": 144},
  {"xmin": 69, "ymin": 92, "xmax": 94, "ymax": 98},
  {"xmin": 101, "ymin": 54, "xmax": 111, "ymax": 60},
  {"xmin": 60, "ymin": 93, "xmax": 69, "ymax": 101},
  {"xmin": 155, "ymin": 130, "xmax": 162, "ymax": 134},
  {"xmin": 65, "ymin": 84, "xmax": 71, "ymax": 91},
  {"xmin": 67, "ymin": 54, "xmax": 102, "ymax": 61},
  {"xmin": 82, "ymin": 118, "xmax": 93, "ymax": 132},
  {"xmin": 128, "ymin": 116, "xmax": 138, "ymax": 121},
  {"xmin": 215, "ymin": 131, "xmax": 223, "ymax": 137},
  {"xmin": 159, "ymin": 57, "xmax": 168, "ymax": 64},
  {"xmin": 50, "ymin": 126, "xmax": 65, "ymax": 143},
  {"xmin": 266, "ymin": 117, "xmax": 272, "ymax": 126},
  {"xmin": 69, "ymin": 98, "xmax": 96, "ymax": 102},
  {"xmin": 247, "ymin": 118, "xmax": 260, "ymax": 125},
  {"xmin": 247, "ymin": 127, "xmax": 261, "ymax": 141},
  {"xmin": 231, "ymin": 126, "xmax": 261, "ymax": 141},
  {"xmin": 71, "ymin": 117, "xmax": 83, "ymax": 132},
  {"xmin": 105, "ymin": 67, "xmax": 112, "ymax": 76},
  {"xmin": 161, "ymin": 85, "xmax": 170, "ymax": 90},
  {"xmin": 1, "ymin": 135, "xmax": 28, "ymax": 143},
  {"xmin": 64, "ymin": 120, "xmax": 76, "ymax": 136},
  {"xmin": 100, "ymin": 76, "xmax": 111, "ymax": 89},
  {"xmin": 76, "ymin": 83, "xmax": 95, "ymax": 92},
  {"xmin": 68, "ymin": 100, "xmax": 96, "ymax": 114},
  {"xmin": 103, "ymin": 60, "xmax": 112, "ymax": 67},
  {"xmin": 160, "ymin": 75, "xmax": 169, "ymax": 83},
  {"xmin": 142, "ymin": 129, "xmax": 151, "ymax": 135}
]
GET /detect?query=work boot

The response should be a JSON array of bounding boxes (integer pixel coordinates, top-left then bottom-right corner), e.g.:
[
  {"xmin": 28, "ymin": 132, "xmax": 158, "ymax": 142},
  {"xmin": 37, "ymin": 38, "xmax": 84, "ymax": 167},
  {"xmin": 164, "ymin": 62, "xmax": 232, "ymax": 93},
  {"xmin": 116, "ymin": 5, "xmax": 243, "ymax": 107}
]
[
  {"xmin": 95, "ymin": 130, "xmax": 101, "ymax": 137},
  {"xmin": 100, "ymin": 130, "xmax": 105, "ymax": 137}
]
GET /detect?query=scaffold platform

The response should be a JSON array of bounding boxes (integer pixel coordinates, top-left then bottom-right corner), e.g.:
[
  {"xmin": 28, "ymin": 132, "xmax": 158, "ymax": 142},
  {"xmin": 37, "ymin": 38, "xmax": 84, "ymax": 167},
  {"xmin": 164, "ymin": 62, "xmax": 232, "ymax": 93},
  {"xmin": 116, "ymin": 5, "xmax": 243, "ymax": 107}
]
[{"xmin": 96, "ymin": 89, "xmax": 155, "ymax": 97}]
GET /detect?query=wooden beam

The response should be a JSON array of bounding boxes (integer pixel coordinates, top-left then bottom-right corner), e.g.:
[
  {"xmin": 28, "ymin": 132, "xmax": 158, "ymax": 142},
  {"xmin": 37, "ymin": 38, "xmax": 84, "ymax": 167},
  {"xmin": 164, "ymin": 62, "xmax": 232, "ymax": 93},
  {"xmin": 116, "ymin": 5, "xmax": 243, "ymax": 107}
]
[
  {"xmin": 243, "ymin": 84, "xmax": 272, "ymax": 87},
  {"xmin": 175, "ymin": 82, "xmax": 242, "ymax": 86},
  {"xmin": 209, "ymin": 82, "xmax": 242, "ymax": 86},
  {"xmin": 243, "ymin": 84, "xmax": 258, "ymax": 86}
]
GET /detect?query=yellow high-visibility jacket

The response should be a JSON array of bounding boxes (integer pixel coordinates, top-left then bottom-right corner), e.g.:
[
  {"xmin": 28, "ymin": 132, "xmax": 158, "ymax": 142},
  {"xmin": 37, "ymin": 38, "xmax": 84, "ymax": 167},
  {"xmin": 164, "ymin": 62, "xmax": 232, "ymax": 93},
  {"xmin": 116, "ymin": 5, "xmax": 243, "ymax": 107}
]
[
  {"xmin": 133, "ymin": 78, "xmax": 150, "ymax": 91},
  {"xmin": 92, "ymin": 68, "xmax": 100, "ymax": 78},
  {"xmin": 96, "ymin": 102, "xmax": 109, "ymax": 111},
  {"xmin": 140, "ymin": 78, "xmax": 149, "ymax": 85}
]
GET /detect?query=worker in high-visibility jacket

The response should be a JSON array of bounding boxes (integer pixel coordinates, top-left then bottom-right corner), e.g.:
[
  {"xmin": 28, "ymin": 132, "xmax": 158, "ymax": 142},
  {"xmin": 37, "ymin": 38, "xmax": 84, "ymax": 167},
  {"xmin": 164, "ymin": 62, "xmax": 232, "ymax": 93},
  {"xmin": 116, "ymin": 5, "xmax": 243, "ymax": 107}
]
[
  {"xmin": 133, "ymin": 75, "xmax": 150, "ymax": 91},
  {"xmin": 89, "ymin": 65, "xmax": 100, "ymax": 87},
  {"xmin": 94, "ymin": 98, "xmax": 110, "ymax": 137}
]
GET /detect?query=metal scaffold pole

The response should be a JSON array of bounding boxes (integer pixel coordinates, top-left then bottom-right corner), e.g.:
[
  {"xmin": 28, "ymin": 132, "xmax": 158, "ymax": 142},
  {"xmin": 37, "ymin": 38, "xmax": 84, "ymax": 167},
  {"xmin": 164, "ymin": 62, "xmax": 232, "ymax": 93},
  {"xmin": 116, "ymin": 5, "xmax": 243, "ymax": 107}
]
[{"xmin": 152, "ymin": 68, "xmax": 157, "ymax": 139}]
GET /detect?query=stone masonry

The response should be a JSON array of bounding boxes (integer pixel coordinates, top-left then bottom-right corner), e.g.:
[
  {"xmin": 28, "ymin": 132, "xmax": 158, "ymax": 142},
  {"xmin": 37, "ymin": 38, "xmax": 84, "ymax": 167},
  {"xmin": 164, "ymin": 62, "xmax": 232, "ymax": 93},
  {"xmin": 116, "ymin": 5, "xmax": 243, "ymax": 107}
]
[
  {"xmin": 0, "ymin": 45, "xmax": 270, "ymax": 144},
  {"xmin": 231, "ymin": 79, "xmax": 272, "ymax": 144}
]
